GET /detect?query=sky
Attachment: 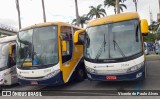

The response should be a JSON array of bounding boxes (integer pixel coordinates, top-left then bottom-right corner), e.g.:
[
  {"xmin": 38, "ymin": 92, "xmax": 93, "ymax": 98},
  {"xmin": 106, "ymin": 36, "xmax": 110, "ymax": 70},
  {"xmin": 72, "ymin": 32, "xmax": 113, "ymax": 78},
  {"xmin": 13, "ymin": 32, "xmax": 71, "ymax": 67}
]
[{"xmin": 0, "ymin": 0, "xmax": 159, "ymax": 29}]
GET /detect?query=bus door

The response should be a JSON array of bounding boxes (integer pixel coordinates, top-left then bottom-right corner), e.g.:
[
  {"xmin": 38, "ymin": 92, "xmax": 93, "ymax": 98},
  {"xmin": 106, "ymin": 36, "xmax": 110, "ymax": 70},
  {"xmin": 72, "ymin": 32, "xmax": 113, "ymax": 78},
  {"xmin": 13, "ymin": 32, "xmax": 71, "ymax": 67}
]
[{"xmin": 8, "ymin": 43, "xmax": 17, "ymax": 83}]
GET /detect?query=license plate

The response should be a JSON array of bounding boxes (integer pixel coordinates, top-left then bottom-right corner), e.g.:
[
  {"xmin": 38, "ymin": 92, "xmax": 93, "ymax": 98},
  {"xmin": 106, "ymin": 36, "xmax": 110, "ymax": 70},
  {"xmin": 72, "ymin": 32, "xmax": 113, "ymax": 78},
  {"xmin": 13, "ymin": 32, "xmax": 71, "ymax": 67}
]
[
  {"xmin": 106, "ymin": 76, "xmax": 117, "ymax": 80},
  {"xmin": 31, "ymin": 81, "xmax": 38, "ymax": 85}
]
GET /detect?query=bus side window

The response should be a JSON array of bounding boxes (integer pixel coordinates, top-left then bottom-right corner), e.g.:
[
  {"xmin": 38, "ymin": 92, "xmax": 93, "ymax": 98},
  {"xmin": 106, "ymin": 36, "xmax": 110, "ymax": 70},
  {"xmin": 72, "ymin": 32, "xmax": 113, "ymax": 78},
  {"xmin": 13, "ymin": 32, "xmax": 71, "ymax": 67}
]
[
  {"xmin": 61, "ymin": 26, "xmax": 73, "ymax": 63},
  {"xmin": 8, "ymin": 44, "xmax": 16, "ymax": 68}
]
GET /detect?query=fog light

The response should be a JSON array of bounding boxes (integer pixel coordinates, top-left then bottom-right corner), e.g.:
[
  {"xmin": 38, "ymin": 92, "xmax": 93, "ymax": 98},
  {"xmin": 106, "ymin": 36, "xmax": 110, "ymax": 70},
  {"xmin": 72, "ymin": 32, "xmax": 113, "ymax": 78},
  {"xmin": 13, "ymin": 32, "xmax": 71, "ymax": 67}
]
[
  {"xmin": 0, "ymin": 79, "xmax": 4, "ymax": 85},
  {"xmin": 0, "ymin": 79, "xmax": 3, "ymax": 82},
  {"xmin": 87, "ymin": 73, "xmax": 92, "ymax": 79},
  {"xmin": 136, "ymin": 72, "xmax": 142, "ymax": 78}
]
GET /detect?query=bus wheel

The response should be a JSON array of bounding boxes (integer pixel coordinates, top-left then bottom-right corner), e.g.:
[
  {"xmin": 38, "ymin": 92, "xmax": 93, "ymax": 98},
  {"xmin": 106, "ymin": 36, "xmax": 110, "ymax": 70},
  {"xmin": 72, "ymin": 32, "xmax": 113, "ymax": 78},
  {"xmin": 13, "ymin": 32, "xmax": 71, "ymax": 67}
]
[{"xmin": 76, "ymin": 67, "xmax": 86, "ymax": 82}]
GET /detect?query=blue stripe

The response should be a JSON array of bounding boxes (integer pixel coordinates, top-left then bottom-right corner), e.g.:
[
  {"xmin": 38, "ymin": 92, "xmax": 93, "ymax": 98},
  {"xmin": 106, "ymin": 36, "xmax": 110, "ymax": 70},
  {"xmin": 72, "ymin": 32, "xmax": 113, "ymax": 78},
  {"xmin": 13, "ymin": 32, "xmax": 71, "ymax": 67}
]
[{"xmin": 132, "ymin": 60, "xmax": 148, "ymax": 96}]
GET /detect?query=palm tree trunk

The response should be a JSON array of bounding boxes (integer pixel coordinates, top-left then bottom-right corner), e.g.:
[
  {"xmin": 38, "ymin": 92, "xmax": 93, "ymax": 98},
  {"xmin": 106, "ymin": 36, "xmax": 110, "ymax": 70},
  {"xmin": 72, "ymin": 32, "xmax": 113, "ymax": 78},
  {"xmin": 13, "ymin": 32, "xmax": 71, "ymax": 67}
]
[
  {"xmin": 114, "ymin": 7, "xmax": 116, "ymax": 14},
  {"xmin": 81, "ymin": 23, "xmax": 84, "ymax": 28},
  {"xmin": 42, "ymin": 0, "xmax": 46, "ymax": 22},
  {"xmin": 135, "ymin": 1, "xmax": 137, "ymax": 12},
  {"xmin": 159, "ymin": 0, "xmax": 160, "ymax": 13},
  {"xmin": 75, "ymin": 0, "xmax": 80, "ymax": 26},
  {"xmin": 16, "ymin": 0, "xmax": 21, "ymax": 29},
  {"xmin": 116, "ymin": 0, "xmax": 120, "ymax": 14}
]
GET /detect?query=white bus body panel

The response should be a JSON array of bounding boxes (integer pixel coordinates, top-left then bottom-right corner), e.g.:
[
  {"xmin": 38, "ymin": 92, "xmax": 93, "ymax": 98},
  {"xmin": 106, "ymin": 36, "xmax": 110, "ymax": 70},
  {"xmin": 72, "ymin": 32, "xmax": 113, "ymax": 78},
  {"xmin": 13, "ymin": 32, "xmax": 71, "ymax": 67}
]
[
  {"xmin": 0, "ymin": 66, "xmax": 17, "ymax": 85},
  {"xmin": 84, "ymin": 55, "xmax": 144, "ymax": 74},
  {"xmin": 17, "ymin": 62, "xmax": 60, "ymax": 78}
]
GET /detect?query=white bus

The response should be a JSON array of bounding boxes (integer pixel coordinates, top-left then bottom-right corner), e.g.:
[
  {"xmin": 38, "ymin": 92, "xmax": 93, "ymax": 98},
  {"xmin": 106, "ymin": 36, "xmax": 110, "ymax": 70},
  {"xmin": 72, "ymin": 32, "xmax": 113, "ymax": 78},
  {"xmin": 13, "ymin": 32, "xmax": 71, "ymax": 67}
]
[
  {"xmin": 0, "ymin": 36, "xmax": 17, "ymax": 85},
  {"xmin": 16, "ymin": 22, "xmax": 86, "ymax": 86},
  {"xmin": 74, "ymin": 12, "xmax": 149, "ymax": 81}
]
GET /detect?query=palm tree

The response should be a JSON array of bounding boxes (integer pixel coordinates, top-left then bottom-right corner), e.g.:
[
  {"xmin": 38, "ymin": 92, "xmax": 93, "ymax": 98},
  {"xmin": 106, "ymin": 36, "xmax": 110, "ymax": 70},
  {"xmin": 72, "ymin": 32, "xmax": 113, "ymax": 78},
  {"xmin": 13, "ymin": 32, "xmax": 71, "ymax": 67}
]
[
  {"xmin": 42, "ymin": 0, "xmax": 46, "ymax": 22},
  {"xmin": 104, "ymin": 0, "xmax": 127, "ymax": 14},
  {"xmin": 133, "ymin": 0, "xmax": 138, "ymax": 12},
  {"xmin": 159, "ymin": 0, "xmax": 160, "ymax": 13},
  {"xmin": 15, "ymin": 0, "xmax": 21, "ymax": 29},
  {"xmin": 75, "ymin": 0, "xmax": 80, "ymax": 26},
  {"xmin": 87, "ymin": 4, "xmax": 107, "ymax": 19},
  {"xmin": 72, "ymin": 15, "xmax": 89, "ymax": 28}
]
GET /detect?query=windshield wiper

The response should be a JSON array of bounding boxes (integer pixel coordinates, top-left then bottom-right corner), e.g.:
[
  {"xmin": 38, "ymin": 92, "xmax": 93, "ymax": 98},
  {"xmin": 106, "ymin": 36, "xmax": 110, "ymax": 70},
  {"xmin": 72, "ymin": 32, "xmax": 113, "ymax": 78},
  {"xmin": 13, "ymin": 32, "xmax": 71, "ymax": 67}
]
[
  {"xmin": 113, "ymin": 40, "xmax": 125, "ymax": 58},
  {"xmin": 95, "ymin": 34, "xmax": 107, "ymax": 59}
]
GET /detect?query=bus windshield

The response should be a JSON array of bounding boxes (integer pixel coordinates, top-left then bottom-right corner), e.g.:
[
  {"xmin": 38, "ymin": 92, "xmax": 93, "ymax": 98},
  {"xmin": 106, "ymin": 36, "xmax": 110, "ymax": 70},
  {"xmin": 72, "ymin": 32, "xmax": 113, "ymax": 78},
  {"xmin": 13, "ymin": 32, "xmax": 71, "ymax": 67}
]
[
  {"xmin": 84, "ymin": 19, "xmax": 142, "ymax": 61},
  {"xmin": 0, "ymin": 43, "xmax": 9, "ymax": 69},
  {"xmin": 16, "ymin": 26, "xmax": 58, "ymax": 67}
]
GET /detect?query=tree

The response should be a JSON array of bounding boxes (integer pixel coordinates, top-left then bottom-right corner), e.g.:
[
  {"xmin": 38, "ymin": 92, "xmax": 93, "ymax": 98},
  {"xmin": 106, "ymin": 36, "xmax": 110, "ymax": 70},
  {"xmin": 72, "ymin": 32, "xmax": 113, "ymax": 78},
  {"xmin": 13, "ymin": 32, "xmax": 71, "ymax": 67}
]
[
  {"xmin": 133, "ymin": 0, "xmax": 138, "ymax": 12},
  {"xmin": 41, "ymin": 0, "xmax": 46, "ymax": 22},
  {"xmin": 75, "ymin": 0, "xmax": 80, "ymax": 26},
  {"xmin": 104, "ymin": 0, "xmax": 127, "ymax": 14},
  {"xmin": 87, "ymin": 4, "xmax": 107, "ymax": 19},
  {"xmin": 15, "ymin": 0, "xmax": 21, "ymax": 29},
  {"xmin": 72, "ymin": 15, "xmax": 90, "ymax": 28},
  {"xmin": 144, "ymin": 33, "xmax": 156, "ymax": 43}
]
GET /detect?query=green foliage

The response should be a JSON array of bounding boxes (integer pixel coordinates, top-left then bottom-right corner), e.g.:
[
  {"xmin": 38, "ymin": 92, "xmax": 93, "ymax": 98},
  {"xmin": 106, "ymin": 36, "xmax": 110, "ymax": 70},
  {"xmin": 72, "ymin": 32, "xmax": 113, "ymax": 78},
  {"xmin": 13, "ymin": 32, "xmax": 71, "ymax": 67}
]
[
  {"xmin": 104, "ymin": 0, "xmax": 127, "ymax": 14},
  {"xmin": 143, "ymin": 33, "xmax": 156, "ymax": 43},
  {"xmin": 87, "ymin": 4, "xmax": 107, "ymax": 19},
  {"xmin": 156, "ymin": 32, "xmax": 160, "ymax": 40},
  {"xmin": 72, "ymin": 15, "xmax": 90, "ymax": 28}
]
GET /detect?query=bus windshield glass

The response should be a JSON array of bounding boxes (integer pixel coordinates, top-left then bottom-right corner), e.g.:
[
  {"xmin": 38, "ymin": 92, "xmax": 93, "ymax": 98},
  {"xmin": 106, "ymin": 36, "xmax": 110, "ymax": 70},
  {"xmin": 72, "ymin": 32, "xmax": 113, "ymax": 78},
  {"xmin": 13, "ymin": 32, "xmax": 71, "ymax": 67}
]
[
  {"xmin": 0, "ymin": 43, "xmax": 9, "ymax": 69},
  {"xmin": 84, "ymin": 19, "xmax": 142, "ymax": 61},
  {"xmin": 16, "ymin": 26, "xmax": 58, "ymax": 67}
]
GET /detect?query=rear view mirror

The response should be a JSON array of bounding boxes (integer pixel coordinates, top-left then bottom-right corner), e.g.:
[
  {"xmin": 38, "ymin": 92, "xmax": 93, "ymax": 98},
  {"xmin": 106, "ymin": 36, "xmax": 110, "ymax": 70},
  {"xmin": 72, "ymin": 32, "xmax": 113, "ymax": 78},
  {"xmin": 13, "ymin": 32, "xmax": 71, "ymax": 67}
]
[
  {"xmin": 74, "ymin": 30, "xmax": 85, "ymax": 43},
  {"xmin": 62, "ymin": 40, "xmax": 67, "ymax": 52},
  {"xmin": 9, "ymin": 45, "xmax": 12, "ymax": 56},
  {"xmin": 140, "ymin": 19, "xmax": 149, "ymax": 36}
]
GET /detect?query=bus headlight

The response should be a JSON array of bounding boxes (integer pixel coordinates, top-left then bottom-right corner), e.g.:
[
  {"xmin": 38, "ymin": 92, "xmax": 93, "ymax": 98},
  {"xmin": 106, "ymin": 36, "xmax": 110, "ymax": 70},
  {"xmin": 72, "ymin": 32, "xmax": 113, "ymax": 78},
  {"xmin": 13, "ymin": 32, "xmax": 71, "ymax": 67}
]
[
  {"xmin": 86, "ymin": 66, "xmax": 97, "ymax": 74},
  {"xmin": 127, "ymin": 62, "xmax": 144, "ymax": 73},
  {"xmin": 18, "ymin": 74, "xmax": 24, "ymax": 79},
  {"xmin": 44, "ymin": 70, "xmax": 60, "ymax": 79},
  {"xmin": 0, "ymin": 79, "xmax": 4, "ymax": 84}
]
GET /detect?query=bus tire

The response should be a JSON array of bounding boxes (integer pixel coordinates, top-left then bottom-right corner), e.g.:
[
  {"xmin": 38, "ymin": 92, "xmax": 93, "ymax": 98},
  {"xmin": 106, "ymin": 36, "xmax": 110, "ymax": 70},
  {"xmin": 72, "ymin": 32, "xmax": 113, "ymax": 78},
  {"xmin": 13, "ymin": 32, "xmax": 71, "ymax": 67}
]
[{"xmin": 75, "ymin": 64, "xmax": 86, "ymax": 82}]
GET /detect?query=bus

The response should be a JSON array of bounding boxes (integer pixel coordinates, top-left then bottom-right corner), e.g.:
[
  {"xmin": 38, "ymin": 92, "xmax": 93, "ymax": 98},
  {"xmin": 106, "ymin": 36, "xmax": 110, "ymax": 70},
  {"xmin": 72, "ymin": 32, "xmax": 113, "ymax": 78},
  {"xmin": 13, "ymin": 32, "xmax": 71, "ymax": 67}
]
[
  {"xmin": 16, "ymin": 22, "xmax": 86, "ymax": 85},
  {"xmin": 0, "ymin": 36, "xmax": 17, "ymax": 85},
  {"xmin": 74, "ymin": 12, "xmax": 148, "ymax": 81}
]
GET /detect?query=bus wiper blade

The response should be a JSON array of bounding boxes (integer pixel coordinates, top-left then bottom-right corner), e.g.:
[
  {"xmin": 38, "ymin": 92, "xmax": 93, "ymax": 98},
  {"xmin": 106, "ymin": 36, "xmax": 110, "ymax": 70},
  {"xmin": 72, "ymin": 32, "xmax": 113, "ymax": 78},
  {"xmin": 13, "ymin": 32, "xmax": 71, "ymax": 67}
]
[
  {"xmin": 95, "ymin": 34, "xmax": 107, "ymax": 59},
  {"xmin": 113, "ymin": 40, "xmax": 125, "ymax": 58}
]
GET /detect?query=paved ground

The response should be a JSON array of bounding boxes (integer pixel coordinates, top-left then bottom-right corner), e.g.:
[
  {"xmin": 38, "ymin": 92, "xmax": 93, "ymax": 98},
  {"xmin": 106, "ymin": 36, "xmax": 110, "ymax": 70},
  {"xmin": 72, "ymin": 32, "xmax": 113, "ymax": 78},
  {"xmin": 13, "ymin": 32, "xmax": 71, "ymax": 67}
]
[{"xmin": 1, "ymin": 54, "xmax": 160, "ymax": 98}]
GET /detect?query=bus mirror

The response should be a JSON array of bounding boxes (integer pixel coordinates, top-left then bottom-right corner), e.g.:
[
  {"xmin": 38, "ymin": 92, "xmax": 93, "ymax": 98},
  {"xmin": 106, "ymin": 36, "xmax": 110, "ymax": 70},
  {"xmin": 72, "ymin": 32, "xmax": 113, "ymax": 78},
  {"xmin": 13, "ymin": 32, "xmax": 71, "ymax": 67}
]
[
  {"xmin": 74, "ymin": 30, "xmax": 85, "ymax": 43},
  {"xmin": 9, "ymin": 45, "xmax": 12, "ymax": 56},
  {"xmin": 62, "ymin": 40, "xmax": 67, "ymax": 52},
  {"xmin": 140, "ymin": 19, "xmax": 149, "ymax": 36}
]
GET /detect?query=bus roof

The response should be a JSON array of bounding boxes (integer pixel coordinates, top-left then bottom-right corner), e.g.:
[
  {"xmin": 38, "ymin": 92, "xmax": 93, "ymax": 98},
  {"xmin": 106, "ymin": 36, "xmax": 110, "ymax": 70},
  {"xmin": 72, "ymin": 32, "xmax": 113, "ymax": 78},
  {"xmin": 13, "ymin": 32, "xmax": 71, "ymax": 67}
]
[
  {"xmin": 0, "ymin": 35, "xmax": 16, "ymax": 44},
  {"xmin": 87, "ymin": 12, "xmax": 139, "ymax": 27},
  {"xmin": 20, "ymin": 22, "xmax": 83, "ymax": 31}
]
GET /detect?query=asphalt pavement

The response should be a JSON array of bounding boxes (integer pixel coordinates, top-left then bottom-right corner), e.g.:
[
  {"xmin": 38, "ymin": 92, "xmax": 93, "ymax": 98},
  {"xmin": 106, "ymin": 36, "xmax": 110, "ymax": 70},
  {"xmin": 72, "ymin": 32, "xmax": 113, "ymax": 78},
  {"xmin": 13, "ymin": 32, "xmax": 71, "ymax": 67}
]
[{"xmin": 1, "ymin": 54, "xmax": 160, "ymax": 98}]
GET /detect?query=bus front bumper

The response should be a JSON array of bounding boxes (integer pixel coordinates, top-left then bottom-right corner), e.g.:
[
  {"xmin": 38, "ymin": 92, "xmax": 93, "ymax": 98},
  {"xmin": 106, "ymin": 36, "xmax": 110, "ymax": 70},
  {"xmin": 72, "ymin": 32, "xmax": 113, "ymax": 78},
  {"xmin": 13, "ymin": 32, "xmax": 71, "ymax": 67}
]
[
  {"xmin": 18, "ymin": 71, "xmax": 64, "ymax": 86},
  {"xmin": 86, "ymin": 66, "xmax": 145, "ymax": 81}
]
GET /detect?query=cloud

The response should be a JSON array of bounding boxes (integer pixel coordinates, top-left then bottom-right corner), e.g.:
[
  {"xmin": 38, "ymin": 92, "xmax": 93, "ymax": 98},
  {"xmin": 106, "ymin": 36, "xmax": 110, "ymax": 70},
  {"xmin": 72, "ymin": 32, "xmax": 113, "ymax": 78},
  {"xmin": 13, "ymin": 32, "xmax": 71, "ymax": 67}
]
[
  {"xmin": 0, "ymin": 0, "xmax": 159, "ymax": 28},
  {"xmin": 0, "ymin": 18, "xmax": 18, "ymax": 28}
]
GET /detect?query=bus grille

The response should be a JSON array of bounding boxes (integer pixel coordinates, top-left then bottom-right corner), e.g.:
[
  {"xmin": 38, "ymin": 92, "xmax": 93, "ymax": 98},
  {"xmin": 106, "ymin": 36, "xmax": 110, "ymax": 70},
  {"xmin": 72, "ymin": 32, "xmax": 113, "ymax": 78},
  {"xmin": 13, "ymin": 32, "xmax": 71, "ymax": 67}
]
[{"xmin": 96, "ymin": 69, "xmax": 128, "ymax": 75}]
